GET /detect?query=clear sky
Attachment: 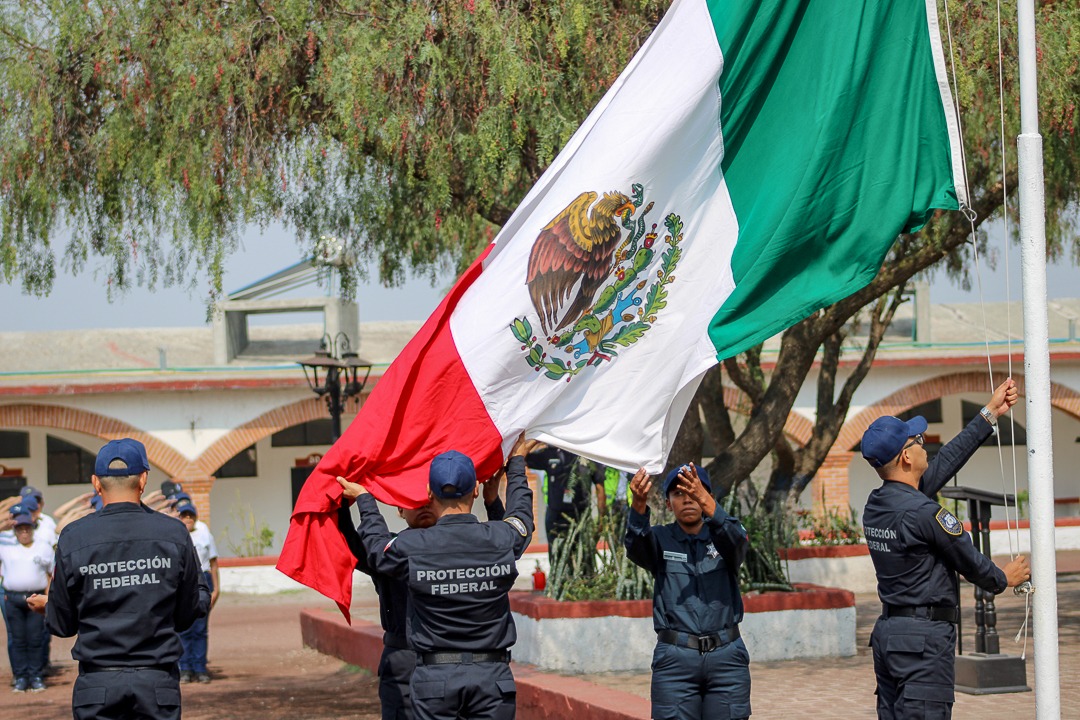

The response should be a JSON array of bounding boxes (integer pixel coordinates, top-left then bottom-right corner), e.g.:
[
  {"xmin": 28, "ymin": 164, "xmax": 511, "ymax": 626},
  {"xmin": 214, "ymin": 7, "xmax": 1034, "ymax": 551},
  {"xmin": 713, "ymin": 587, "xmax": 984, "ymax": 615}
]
[{"xmin": 0, "ymin": 218, "xmax": 1073, "ymax": 332}]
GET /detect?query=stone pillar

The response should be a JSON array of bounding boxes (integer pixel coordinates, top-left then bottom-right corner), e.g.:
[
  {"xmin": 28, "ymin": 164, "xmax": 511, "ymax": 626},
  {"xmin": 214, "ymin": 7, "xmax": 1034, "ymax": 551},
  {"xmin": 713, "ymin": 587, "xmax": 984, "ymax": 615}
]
[{"xmin": 814, "ymin": 451, "xmax": 856, "ymax": 513}]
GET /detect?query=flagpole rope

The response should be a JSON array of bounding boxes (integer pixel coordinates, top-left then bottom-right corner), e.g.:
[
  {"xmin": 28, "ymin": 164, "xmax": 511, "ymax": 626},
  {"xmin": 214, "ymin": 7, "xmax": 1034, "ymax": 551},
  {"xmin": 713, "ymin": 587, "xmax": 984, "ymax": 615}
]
[{"xmin": 944, "ymin": 0, "xmax": 1030, "ymax": 648}]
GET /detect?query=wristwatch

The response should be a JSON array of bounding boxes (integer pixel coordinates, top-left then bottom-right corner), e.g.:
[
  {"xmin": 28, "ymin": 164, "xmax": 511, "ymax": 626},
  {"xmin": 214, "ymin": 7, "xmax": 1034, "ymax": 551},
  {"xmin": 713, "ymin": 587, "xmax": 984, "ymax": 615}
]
[{"xmin": 979, "ymin": 406, "xmax": 998, "ymax": 426}]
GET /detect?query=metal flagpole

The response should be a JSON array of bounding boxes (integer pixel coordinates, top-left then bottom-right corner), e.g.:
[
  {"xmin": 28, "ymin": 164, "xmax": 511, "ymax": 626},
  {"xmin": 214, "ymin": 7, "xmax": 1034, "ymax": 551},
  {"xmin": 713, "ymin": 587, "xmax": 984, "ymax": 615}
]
[{"xmin": 1015, "ymin": 1, "xmax": 1061, "ymax": 717}]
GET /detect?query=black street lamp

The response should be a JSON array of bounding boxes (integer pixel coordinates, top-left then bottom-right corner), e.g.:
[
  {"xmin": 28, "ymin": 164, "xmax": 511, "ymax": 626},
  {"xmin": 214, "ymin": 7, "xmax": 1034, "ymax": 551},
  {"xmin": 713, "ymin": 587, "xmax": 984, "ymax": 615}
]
[{"xmin": 298, "ymin": 333, "xmax": 373, "ymax": 442}]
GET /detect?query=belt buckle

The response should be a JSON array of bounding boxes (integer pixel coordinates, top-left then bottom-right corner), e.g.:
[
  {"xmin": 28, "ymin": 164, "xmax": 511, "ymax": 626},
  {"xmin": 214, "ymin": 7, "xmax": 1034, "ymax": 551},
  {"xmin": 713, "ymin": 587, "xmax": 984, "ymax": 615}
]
[{"xmin": 697, "ymin": 635, "xmax": 717, "ymax": 654}]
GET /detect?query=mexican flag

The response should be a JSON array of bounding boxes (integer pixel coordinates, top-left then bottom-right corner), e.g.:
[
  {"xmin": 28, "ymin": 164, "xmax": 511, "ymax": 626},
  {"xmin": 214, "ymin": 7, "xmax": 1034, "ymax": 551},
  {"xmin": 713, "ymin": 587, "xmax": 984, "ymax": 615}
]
[{"xmin": 279, "ymin": 0, "xmax": 967, "ymax": 615}]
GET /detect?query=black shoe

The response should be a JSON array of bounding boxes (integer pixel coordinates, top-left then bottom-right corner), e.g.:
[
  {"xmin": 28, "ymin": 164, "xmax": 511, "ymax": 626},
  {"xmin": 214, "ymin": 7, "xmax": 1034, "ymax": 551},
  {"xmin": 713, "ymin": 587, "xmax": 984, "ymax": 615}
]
[
  {"xmin": 12, "ymin": 677, "xmax": 28, "ymax": 693},
  {"xmin": 195, "ymin": 672, "xmax": 211, "ymax": 684},
  {"xmin": 179, "ymin": 671, "xmax": 194, "ymax": 684},
  {"xmin": 29, "ymin": 677, "xmax": 46, "ymax": 693}
]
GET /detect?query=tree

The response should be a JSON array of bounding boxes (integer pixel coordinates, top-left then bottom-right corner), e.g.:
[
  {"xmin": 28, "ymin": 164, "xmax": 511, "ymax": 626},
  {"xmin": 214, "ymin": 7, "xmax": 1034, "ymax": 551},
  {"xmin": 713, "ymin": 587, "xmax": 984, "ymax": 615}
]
[{"xmin": 2, "ymin": 2, "xmax": 1078, "ymax": 507}]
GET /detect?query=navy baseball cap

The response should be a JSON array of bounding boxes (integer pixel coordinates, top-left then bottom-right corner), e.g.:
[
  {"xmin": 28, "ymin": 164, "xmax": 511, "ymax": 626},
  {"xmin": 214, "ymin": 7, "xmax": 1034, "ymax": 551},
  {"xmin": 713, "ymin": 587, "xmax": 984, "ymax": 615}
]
[
  {"xmin": 175, "ymin": 500, "xmax": 198, "ymax": 517},
  {"xmin": 15, "ymin": 495, "xmax": 38, "ymax": 513},
  {"xmin": 95, "ymin": 438, "xmax": 151, "ymax": 477},
  {"xmin": 12, "ymin": 513, "xmax": 34, "ymax": 527},
  {"xmin": 861, "ymin": 416, "xmax": 929, "ymax": 468},
  {"xmin": 20, "ymin": 486, "xmax": 43, "ymax": 502},
  {"xmin": 429, "ymin": 451, "xmax": 477, "ymax": 499},
  {"xmin": 161, "ymin": 480, "xmax": 183, "ymax": 498},
  {"xmin": 663, "ymin": 464, "xmax": 712, "ymax": 496},
  {"xmin": 171, "ymin": 492, "xmax": 192, "ymax": 505}
]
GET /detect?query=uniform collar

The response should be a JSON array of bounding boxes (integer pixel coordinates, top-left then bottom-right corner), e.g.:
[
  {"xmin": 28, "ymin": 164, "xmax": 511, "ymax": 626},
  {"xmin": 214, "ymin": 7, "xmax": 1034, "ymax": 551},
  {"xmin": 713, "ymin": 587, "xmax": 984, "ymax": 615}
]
[
  {"xmin": 671, "ymin": 521, "xmax": 710, "ymax": 542},
  {"xmin": 99, "ymin": 501, "xmax": 152, "ymax": 515},
  {"xmin": 436, "ymin": 513, "xmax": 478, "ymax": 525}
]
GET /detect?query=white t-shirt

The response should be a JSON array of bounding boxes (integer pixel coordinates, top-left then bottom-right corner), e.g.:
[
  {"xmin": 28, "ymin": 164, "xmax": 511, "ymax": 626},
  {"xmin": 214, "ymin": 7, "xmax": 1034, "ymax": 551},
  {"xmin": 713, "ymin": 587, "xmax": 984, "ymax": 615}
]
[
  {"xmin": 0, "ymin": 538, "xmax": 55, "ymax": 592},
  {"xmin": 189, "ymin": 520, "xmax": 218, "ymax": 573}
]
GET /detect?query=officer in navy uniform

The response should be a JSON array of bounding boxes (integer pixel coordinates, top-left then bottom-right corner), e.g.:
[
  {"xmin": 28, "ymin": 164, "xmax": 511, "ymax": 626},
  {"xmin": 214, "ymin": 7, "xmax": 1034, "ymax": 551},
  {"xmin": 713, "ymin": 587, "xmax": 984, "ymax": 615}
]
[
  {"xmin": 861, "ymin": 378, "xmax": 1030, "ymax": 719},
  {"xmin": 525, "ymin": 445, "xmax": 604, "ymax": 555},
  {"xmin": 27, "ymin": 438, "xmax": 210, "ymax": 720},
  {"xmin": 338, "ymin": 435, "xmax": 535, "ymax": 720},
  {"xmin": 625, "ymin": 462, "xmax": 751, "ymax": 720},
  {"xmin": 337, "ymin": 469, "xmax": 507, "ymax": 720}
]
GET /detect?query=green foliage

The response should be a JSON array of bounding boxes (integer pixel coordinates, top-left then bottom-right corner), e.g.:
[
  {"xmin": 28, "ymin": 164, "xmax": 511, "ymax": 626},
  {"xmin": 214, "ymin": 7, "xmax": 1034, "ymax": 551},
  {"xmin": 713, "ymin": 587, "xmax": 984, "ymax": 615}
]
[
  {"xmin": 724, "ymin": 492, "xmax": 794, "ymax": 593},
  {"xmin": 222, "ymin": 493, "xmax": 275, "ymax": 557},
  {"xmin": 793, "ymin": 504, "xmax": 864, "ymax": 547},
  {"xmin": 545, "ymin": 505, "xmax": 652, "ymax": 602},
  {"xmin": 0, "ymin": 0, "xmax": 669, "ymax": 300}
]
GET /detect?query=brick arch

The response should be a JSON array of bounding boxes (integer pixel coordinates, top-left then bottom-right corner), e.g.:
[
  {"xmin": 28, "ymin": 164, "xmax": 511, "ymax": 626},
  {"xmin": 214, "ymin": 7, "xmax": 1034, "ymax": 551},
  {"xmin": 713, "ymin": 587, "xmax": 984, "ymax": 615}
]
[
  {"xmin": 837, "ymin": 371, "xmax": 1080, "ymax": 452},
  {"xmin": 719, "ymin": 385, "xmax": 813, "ymax": 445},
  {"xmin": 0, "ymin": 402, "xmax": 194, "ymax": 477},
  {"xmin": 194, "ymin": 397, "xmax": 334, "ymax": 477}
]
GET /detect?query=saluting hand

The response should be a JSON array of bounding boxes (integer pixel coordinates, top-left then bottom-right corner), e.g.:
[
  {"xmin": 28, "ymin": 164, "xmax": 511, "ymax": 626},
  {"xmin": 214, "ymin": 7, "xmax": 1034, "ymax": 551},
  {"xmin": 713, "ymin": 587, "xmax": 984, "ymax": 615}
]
[
  {"xmin": 336, "ymin": 476, "xmax": 367, "ymax": 502},
  {"xmin": 629, "ymin": 468, "xmax": 651, "ymax": 514},
  {"xmin": 986, "ymin": 377, "xmax": 1019, "ymax": 419},
  {"xmin": 674, "ymin": 463, "xmax": 717, "ymax": 518}
]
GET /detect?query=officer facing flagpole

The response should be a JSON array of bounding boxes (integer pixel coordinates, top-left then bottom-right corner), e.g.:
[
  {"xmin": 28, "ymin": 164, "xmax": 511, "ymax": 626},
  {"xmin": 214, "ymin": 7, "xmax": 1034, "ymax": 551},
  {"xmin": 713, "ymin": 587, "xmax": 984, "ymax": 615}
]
[
  {"xmin": 28, "ymin": 438, "xmax": 210, "ymax": 720},
  {"xmin": 337, "ymin": 433, "xmax": 537, "ymax": 720},
  {"xmin": 861, "ymin": 378, "xmax": 1030, "ymax": 719}
]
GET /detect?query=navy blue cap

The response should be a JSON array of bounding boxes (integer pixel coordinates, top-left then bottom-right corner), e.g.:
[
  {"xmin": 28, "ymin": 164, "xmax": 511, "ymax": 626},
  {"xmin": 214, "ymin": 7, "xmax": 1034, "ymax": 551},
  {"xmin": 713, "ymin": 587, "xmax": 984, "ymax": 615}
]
[
  {"xmin": 15, "ymin": 495, "xmax": 38, "ymax": 513},
  {"xmin": 429, "ymin": 451, "xmax": 477, "ymax": 499},
  {"xmin": 160, "ymin": 480, "xmax": 183, "ymax": 499},
  {"xmin": 663, "ymin": 464, "xmax": 712, "ymax": 496},
  {"xmin": 175, "ymin": 499, "xmax": 198, "ymax": 517},
  {"xmin": 12, "ymin": 513, "xmax": 33, "ymax": 527},
  {"xmin": 20, "ymin": 486, "xmax": 43, "ymax": 502},
  {"xmin": 861, "ymin": 416, "xmax": 929, "ymax": 468},
  {"xmin": 10, "ymin": 502, "xmax": 29, "ymax": 517},
  {"xmin": 94, "ymin": 438, "xmax": 151, "ymax": 477},
  {"xmin": 171, "ymin": 492, "xmax": 192, "ymax": 505}
]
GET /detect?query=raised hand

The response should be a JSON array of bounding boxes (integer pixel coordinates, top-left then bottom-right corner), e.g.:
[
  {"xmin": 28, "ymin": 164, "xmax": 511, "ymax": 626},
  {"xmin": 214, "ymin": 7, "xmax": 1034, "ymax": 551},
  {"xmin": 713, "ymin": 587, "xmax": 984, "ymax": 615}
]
[{"xmin": 629, "ymin": 468, "xmax": 652, "ymax": 513}]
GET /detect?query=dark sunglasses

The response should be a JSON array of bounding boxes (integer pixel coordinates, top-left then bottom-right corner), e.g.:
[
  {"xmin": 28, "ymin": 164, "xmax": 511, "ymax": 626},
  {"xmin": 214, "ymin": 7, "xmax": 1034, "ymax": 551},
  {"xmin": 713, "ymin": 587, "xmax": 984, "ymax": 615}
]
[{"xmin": 895, "ymin": 433, "xmax": 925, "ymax": 462}]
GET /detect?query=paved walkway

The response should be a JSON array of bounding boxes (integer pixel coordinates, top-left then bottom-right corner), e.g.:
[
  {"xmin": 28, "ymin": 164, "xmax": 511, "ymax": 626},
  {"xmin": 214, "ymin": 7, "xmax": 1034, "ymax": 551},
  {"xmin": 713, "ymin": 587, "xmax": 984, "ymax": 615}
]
[{"xmin": 584, "ymin": 573, "xmax": 1080, "ymax": 718}]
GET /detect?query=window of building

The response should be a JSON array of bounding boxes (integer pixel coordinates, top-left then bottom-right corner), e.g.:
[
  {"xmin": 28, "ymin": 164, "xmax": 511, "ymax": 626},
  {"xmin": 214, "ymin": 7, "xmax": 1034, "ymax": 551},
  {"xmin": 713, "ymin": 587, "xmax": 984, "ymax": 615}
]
[
  {"xmin": 270, "ymin": 419, "xmax": 334, "ymax": 447},
  {"xmin": 960, "ymin": 400, "xmax": 1026, "ymax": 446},
  {"xmin": 899, "ymin": 399, "xmax": 943, "ymax": 424},
  {"xmin": 0, "ymin": 431, "xmax": 29, "ymax": 459},
  {"xmin": 215, "ymin": 445, "xmax": 258, "ymax": 478},
  {"xmin": 46, "ymin": 436, "xmax": 96, "ymax": 485}
]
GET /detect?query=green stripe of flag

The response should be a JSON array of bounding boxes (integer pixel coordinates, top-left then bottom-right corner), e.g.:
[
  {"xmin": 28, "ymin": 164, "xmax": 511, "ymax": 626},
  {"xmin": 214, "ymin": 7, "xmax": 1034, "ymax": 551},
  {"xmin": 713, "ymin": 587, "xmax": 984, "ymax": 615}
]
[{"xmin": 705, "ymin": 0, "xmax": 961, "ymax": 360}]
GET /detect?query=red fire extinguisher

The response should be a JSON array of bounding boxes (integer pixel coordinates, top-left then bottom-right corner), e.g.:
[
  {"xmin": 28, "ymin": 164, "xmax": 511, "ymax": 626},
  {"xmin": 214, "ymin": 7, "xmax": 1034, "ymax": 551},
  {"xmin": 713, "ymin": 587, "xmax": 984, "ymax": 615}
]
[{"xmin": 532, "ymin": 562, "xmax": 546, "ymax": 592}]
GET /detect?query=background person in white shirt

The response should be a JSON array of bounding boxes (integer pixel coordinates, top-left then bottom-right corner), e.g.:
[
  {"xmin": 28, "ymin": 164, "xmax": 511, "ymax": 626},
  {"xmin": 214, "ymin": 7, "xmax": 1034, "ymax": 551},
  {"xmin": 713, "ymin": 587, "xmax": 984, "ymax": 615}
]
[
  {"xmin": 0, "ymin": 511, "xmax": 54, "ymax": 693},
  {"xmin": 173, "ymin": 496, "xmax": 219, "ymax": 684}
]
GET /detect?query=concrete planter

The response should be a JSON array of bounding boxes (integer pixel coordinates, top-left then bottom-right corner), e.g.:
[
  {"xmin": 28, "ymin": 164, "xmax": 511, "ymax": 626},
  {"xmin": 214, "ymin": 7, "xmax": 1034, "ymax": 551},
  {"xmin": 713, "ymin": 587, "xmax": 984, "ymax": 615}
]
[
  {"xmin": 509, "ymin": 584, "xmax": 855, "ymax": 673},
  {"xmin": 780, "ymin": 545, "xmax": 877, "ymax": 594}
]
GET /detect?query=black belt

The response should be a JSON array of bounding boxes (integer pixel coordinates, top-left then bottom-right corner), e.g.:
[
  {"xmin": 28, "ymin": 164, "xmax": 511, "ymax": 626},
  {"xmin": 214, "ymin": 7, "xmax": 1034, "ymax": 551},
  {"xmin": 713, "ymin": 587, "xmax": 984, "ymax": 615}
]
[
  {"xmin": 79, "ymin": 662, "xmax": 176, "ymax": 674},
  {"xmin": 383, "ymin": 633, "xmax": 409, "ymax": 650},
  {"xmin": 3, "ymin": 590, "xmax": 46, "ymax": 599},
  {"xmin": 883, "ymin": 604, "xmax": 959, "ymax": 623},
  {"xmin": 418, "ymin": 650, "xmax": 510, "ymax": 665},
  {"xmin": 657, "ymin": 626, "xmax": 740, "ymax": 654}
]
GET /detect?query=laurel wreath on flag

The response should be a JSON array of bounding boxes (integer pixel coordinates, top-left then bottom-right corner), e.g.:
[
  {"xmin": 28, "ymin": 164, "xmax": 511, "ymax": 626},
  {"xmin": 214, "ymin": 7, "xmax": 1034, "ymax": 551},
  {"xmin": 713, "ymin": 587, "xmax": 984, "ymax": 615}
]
[{"xmin": 510, "ymin": 202, "xmax": 684, "ymax": 382}]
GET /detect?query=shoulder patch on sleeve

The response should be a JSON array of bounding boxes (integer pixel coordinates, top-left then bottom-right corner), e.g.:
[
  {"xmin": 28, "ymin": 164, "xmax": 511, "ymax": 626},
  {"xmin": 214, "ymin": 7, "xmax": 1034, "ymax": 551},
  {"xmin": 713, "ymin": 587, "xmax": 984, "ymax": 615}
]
[
  {"xmin": 504, "ymin": 517, "xmax": 528, "ymax": 537},
  {"xmin": 935, "ymin": 507, "xmax": 963, "ymax": 536},
  {"xmin": 383, "ymin": 536, "xmax": 398, "ymax": 552}
]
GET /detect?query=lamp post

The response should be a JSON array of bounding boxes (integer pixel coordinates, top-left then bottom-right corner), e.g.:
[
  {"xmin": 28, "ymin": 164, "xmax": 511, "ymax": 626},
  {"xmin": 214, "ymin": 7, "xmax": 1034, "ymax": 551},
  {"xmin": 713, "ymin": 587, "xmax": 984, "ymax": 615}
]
[{"xmin": 297, "ymin": 333, "xmax": 373, "ymax": 442}]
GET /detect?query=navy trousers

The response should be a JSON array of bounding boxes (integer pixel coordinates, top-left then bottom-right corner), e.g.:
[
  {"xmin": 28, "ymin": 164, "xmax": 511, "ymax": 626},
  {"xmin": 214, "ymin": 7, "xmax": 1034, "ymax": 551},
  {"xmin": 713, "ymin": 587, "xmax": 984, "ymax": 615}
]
[
  {"xmin": 3, "ymin": 591, "xmax": 45, "ymax": 680},
  {"xmin": 650, "ymin": 638, "xmax": 752, "ymax": 720},
  {"xmin": 72, "ymin": 666, "xmax": 181, "ymax": 720},
  {"xmin": 378, "ymin": 647, "xmax": 416, "ymax": 720},
  {"xmin": 871, "ymin": 616, "xmax": 956, "ymax": 720},
  {"xmin": 410, "ymin": 661, "xmax": 516, "ymax": 720},
  {"xmin": 179, "ymin": 572, "xmax": 212, "ymax": 673}
]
